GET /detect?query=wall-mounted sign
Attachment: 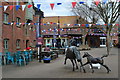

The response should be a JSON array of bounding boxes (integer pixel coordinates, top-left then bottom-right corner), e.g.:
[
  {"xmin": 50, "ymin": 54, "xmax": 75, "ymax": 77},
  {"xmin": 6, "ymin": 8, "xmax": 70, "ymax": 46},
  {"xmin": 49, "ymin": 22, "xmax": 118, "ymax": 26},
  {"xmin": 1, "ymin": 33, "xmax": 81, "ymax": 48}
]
[{"xmin": 37, "ymin": 37, "xmax": 43, "ymax": 45}]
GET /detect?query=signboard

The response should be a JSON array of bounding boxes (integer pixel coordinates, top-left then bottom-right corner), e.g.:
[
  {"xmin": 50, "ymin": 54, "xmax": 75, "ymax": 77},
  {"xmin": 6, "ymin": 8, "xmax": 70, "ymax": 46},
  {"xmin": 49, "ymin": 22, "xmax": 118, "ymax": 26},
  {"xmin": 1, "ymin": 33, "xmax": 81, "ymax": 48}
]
[{"xmin": 37, "ymin": 37, "xmax": 43, "ymax": 45}]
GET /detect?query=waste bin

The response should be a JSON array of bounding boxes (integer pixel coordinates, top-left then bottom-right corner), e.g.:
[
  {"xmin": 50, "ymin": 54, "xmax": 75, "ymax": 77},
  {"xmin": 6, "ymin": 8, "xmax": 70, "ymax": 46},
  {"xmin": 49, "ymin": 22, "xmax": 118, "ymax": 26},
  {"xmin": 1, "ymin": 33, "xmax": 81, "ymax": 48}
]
[{"xmin": 43, "ymin": 57, "xmax": 51, "ymax": 63}]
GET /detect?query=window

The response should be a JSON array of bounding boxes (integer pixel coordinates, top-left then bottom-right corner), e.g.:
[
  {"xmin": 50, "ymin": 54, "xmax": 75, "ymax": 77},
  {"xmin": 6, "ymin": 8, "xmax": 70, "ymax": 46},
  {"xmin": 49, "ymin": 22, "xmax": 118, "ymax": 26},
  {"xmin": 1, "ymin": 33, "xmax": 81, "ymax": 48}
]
[
  {"xmin": 4, "ymin": 39, "xmax": 9, "ymax": 49},
  {"xmin": 4, "ymin": 0, "xmax": 8, "ymax": 1},
  {"xmin": 3, "ymin": 13, "xmax": 9, "ymax": 24},
  {"xmin": 16, "ymin": 17, "xmax": 20, "ymax": 27},
  {"xmin": 100, "ymin": 37, "xmax": 106, "ymax": 47},
  {"xmin": 16, "ymin": 0, "xmax": 20, "ymax": 5},
  {"xmin": 16, "ymin": 39, "xmax": 20, "ymax": 48}
]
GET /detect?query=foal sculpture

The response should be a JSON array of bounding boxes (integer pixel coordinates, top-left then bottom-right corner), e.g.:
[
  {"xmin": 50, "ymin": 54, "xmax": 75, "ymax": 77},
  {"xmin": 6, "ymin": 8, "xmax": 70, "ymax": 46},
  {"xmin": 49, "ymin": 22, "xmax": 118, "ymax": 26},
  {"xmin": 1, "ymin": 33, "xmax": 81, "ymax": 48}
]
[{"xmin": 81, "ymin": 52, "xmax": 111, "ymax": 73}]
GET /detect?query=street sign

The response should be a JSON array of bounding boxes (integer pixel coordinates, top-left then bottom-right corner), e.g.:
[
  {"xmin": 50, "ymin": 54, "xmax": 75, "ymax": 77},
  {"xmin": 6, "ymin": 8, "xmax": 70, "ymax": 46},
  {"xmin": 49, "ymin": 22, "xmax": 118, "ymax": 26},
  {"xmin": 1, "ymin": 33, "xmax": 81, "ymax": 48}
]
[{"xmin": 37, "ymin": 37, "xmax": 43, "ymax": 45}]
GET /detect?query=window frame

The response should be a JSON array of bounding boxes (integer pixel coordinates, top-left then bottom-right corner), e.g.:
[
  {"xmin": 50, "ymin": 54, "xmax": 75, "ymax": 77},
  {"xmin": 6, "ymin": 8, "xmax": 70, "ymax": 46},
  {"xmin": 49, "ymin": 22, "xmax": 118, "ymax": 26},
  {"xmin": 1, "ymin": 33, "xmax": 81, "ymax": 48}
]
[
  {"xmin": 3, "ymin": 13, "xmax": 9, "ymax": 24},
  {"xmin": 3, "ymin": 39, "xmax": 9, "ymax": 49},
  {"xmin": 16, "ymin": 39, "xmax": 20, "ymax": 49},
  {"xmin": 16, "ymin": 17, "xmax": 21, "ymax": 27}
]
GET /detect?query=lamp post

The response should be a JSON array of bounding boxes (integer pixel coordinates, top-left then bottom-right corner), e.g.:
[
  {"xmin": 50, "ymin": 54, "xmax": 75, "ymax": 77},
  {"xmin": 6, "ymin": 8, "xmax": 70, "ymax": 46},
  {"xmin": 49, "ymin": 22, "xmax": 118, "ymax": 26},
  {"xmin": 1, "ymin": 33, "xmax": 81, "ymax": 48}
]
[
  {"xmin": 58, "ymin": 16, "xmax": 60, "ymax": 38},
  {"xmin": 34, "ymin": 7, "xmax": 44, "ymax": 62},
  {"xmin": 57, "ymin": 16, "xmax": 61, "ymax": 49}
]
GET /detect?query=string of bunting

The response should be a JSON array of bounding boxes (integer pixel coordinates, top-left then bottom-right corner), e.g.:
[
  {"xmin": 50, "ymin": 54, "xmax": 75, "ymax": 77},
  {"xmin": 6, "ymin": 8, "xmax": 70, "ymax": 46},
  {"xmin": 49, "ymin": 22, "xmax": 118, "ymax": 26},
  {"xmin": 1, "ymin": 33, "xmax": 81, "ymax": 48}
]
[
  {"xmin": 0, "ymin": 0, "xmax": 120, "ymax": 11},
  {"xmin": 41, "ymin": 28, "xmax": 118, "ymax": 36},
  {"xmin": 5, "ymin": 22, "xmax": 120, "ymax": 27}
]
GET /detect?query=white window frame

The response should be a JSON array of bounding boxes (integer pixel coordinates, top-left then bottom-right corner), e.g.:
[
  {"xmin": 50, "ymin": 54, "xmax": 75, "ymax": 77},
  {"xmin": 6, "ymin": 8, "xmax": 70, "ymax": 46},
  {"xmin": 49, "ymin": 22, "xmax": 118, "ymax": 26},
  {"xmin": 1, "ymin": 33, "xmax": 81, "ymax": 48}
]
[
  {"xmin": 3, "ymin": 13, "xmax": 9, "ymax": 24},
  {"xmin": 16, "ymin": 39, "xmax": 20, "ymax": 48},
  {"xmin": 4, "ymin": 0, "xmax": 8, "ymax": 2},
  {"xmin": 16, "ymin": 0, "xmax": 20, "ymax": 5},
  {"xmin": 16, "ymin": 17, "xmax": 20, "ymax": 27},
  {"xmin": 100, "ymin": 37, "xmax": 106, "ymax": 47},
  {"xmin": 4, "ymin": 39, "xmax": 9, "ymax": 49}
]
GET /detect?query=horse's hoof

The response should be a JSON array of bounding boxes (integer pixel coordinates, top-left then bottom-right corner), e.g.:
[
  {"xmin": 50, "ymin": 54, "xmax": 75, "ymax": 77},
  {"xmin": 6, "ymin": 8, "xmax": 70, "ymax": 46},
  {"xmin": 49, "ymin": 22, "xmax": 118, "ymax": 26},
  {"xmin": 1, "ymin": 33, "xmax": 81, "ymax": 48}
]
[
  {"xmin": 83, "ymin": 70, "xmax": 86, "ymax": 73},
  {"xmin": 107, "ymin": 70, "xmax": 111, "ymax": 73},
  {"xmin": 76, "ymin": 67, "xmax": 79, "ymax": 69},
  {"xmin": 92, "ymin": 71, "xmax": 94, "ymax": 73},
  {"xmin": 83, "ymin": 71, "xmax": 86, "ymax": 73}
]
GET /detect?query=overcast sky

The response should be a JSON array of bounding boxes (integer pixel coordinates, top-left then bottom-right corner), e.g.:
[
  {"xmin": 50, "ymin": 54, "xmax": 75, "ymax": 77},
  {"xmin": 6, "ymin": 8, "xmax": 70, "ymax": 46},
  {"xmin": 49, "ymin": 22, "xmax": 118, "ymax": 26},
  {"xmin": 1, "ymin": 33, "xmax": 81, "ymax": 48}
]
[
  {"xmin": 33, "ymin": 0, "xmax": 76, "ymax": 17},
  {"xmin": 33, "ymin": 0, "xmax": 118, "ymax": 17}
]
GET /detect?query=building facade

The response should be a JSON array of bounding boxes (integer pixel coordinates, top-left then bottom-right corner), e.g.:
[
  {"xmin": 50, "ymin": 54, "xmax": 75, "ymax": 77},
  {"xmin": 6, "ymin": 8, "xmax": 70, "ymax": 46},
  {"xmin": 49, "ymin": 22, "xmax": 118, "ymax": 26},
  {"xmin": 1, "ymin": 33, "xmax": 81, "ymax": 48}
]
[
  {"xmin": 0, "ymin": 1, "xmax": 38, "ymax": 53},
  {"xmin": 41, "ymin": 16, "xmax": 119, "ymax": 48}
]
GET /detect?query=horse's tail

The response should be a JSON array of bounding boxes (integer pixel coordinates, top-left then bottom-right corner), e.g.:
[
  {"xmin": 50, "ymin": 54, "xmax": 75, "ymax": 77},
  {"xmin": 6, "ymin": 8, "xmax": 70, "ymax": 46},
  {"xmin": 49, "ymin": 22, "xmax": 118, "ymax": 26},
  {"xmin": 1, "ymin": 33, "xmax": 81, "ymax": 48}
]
[{"xmin": 101, "ymin": 54, "xmax": 108, "ymax": 59}]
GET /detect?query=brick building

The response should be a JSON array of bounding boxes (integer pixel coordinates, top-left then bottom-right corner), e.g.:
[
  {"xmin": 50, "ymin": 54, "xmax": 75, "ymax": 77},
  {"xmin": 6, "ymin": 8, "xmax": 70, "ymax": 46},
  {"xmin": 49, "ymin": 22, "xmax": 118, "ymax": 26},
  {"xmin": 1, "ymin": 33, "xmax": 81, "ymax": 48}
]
[
  {"xmin": 41, "ymin": 16, "xmax": 119, "ymax": 48},
  {"xmin": 0, "ymin": 1, "xmax": 38, "ymax": 53},
  {"xmin": 41, "ymin": 16, "xmax": 89, "ymax": 47}
]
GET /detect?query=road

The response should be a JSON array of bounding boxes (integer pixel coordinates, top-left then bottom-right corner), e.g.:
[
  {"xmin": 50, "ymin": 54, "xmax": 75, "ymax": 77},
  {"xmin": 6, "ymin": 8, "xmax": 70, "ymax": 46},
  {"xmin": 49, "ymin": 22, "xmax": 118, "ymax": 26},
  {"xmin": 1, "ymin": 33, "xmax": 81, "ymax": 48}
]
[{"xmin": 2, "ymin": 48, "xmax": 118, "ymax": 78}]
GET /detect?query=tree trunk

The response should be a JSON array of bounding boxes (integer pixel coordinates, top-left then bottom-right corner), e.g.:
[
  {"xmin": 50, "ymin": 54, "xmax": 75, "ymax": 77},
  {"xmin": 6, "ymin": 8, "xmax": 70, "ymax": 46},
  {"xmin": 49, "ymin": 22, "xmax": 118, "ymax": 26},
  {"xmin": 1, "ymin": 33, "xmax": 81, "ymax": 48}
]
[
  {"xmin": 106, "ymin": 31, "xmax": 111, "ymax": 57},
  {"xmin": 82, "ymin": 36, "xmax": 85, "ymax": 45}
]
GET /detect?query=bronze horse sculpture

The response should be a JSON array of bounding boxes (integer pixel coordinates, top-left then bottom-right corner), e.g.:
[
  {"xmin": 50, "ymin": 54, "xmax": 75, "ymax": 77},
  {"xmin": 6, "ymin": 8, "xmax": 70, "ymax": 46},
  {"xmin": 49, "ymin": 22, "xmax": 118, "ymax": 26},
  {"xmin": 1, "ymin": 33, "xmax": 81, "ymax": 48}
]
[
  {"xmin": 64, "ymin": 48, "xmax": 86, "ymax": 73},
  {"xmin": 81, "ymin": 52, "xmax": 111, "ymax": 73}
]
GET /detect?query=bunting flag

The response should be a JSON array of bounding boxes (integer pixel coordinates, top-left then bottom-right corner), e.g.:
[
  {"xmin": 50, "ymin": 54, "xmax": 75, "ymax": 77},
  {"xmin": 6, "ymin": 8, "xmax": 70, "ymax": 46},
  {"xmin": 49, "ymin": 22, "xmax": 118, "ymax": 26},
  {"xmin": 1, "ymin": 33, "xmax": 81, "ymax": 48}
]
[
  {"xmin": 67, "ymin": 24, "xmax": 70, "ymax": 26},
  {"xmin": 16, "ymin": 5, "xmax": 20, "ymax": 11},
  {"xmin": 112, "ymin": 24, "xmax": 115, "ymax": 26},
  {"xmin": 89, "ymin": 24, "xmax": 92, "ymax": 27},
  {"xmin": 4, "ymin": 6, "xmax": 8, "ymax": 11},
  {"xmin": 57, "ymin": 3, "xmax": 62, "ymax": 5},
  {"xmin": 103, "ymin": 0, "xmax": 108, "ymax": 4},
  {"xmin": 79, "ymin": 2, "xmax": 84, "ymax": 4},
  {"xmin": 78, "ymin": 24, "xmax": 81, "ymax": 26},
  {"xmin": 72, "ymin": 2, "xmax": 77, "ymax": 8},
  {"xmin": 95, "ymin": 0, "xmax": 100, "ymax": 6},
  {"xmin": 37, "ymin": 4, "xmax": 41, "ymax": 10},
  {"xmin": 50, "ymin": 3, "xmax": 55, "ymax": 10},
  {"xmin": 9, "ymin": 5, "xmax": 14, "ymax": 10},
  {"xmin": 28, "ymin": 5, "xmax": 32, "ymax": 8},
  {"xmin": 22, "ymin": 5, "xmax": 26, "ymax": 11},
  {"xmin": 11, "ymin": 22, "xmax": 13, "ymax": 25},
  {"xmin": 86, "ymin": 24, "xmax": 89, "ymax": 27}
]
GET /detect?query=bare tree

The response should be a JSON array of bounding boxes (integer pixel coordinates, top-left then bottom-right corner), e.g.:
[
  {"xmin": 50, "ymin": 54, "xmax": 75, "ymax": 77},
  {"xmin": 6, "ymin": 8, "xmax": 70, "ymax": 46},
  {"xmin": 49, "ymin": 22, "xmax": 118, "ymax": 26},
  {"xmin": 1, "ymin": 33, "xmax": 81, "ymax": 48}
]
[
  {"xmin": 72, "ymin": 1, "xmax": 100, "ymax": 46},
  {"xmin": 72, "ymin": 1, "xmax": 120, "ymax": 56}
]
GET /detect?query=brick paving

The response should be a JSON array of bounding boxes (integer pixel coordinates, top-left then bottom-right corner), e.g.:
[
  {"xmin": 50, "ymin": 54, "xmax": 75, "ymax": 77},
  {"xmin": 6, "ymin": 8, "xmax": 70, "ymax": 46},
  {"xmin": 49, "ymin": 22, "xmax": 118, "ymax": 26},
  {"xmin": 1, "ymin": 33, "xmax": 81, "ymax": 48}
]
[{"xmin": 2, "ymin": 48, "xmax": 118, "ymax": 78}]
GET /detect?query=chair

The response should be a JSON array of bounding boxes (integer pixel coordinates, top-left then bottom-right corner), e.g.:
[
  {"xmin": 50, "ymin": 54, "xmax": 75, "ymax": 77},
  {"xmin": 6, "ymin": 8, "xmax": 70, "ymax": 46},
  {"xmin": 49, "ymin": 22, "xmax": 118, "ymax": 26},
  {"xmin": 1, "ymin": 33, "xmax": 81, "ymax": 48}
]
[
  {"xmin": 5, "ymin": 52, "xmax": 14, "ymax": 64},
  {"xmin": 29, "ymin": 50, "xmax": 33, "ymax": 61},
  {"xmin": 15, "ymin": 52, "xmax": 25, "ymax": 66},
  {"xmin": 23, "ymin": 51, "xmax": 29, "ymax": 65}
]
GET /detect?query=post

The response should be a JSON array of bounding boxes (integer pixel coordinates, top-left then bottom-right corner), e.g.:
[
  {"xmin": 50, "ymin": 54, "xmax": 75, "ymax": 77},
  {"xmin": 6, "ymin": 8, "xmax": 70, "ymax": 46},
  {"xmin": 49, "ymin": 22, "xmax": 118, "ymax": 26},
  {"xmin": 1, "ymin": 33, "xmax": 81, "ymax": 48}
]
[
  {"xmin": 57, "ymin": 16, "xmax": 61, "ymax": 49},
  {"xmin": 34, "ymin": 7, "xmax": 44, "ymax": 62}
]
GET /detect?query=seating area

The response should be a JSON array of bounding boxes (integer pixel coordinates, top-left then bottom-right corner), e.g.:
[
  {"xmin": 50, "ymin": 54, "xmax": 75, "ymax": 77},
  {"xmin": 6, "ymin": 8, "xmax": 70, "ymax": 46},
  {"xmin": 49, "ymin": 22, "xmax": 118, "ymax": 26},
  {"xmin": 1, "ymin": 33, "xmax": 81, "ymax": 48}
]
[
  {"xmin": 0, "ymin": 49, "xmax": 60, "ymax": 66},
  {"xmin": 1, "ymin": 50, "xmax": 37, "ymax": 66}
]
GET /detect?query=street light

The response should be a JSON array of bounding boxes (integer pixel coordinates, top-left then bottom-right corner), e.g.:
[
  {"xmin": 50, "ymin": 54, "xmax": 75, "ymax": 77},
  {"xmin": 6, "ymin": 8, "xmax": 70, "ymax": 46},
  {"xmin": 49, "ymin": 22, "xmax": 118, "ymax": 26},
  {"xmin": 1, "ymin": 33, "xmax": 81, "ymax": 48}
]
[
  {"xmin": 34, "ymin": 7, "xmax": 44, "ymax": 62},
  {"xmin": 57, "ymin": 16, "xmax": 61, "ymax": 49}
]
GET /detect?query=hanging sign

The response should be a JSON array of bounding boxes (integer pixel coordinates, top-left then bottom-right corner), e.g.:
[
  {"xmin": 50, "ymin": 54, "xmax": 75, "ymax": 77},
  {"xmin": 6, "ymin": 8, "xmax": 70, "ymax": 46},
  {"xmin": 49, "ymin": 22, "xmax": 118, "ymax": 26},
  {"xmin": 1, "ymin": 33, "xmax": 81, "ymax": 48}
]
[{"xmin": 37, "ymin": 37, "xmax": 43, "ymax": 45}]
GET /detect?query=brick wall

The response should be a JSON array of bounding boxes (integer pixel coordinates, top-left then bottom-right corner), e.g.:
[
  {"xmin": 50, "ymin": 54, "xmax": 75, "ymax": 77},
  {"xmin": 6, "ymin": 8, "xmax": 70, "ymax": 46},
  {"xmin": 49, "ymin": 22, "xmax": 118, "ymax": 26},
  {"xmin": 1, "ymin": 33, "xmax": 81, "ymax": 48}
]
[{"xmin": 2, "ymin": 2, "xmax": 38, "ymax": 53}]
